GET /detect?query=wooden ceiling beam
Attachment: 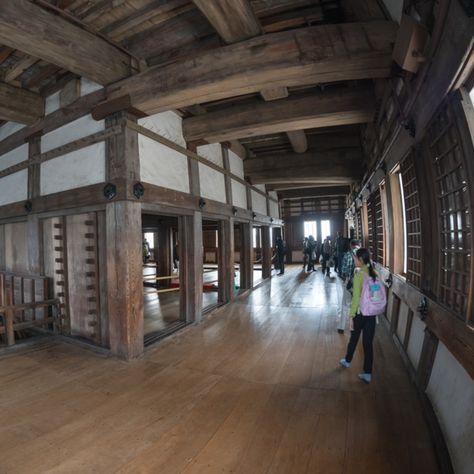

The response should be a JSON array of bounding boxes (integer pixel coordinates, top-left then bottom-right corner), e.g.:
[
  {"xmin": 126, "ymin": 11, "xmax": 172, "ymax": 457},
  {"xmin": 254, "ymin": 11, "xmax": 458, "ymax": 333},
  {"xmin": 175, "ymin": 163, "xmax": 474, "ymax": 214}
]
[
  {"xmin": 0, "ymin": 82, "xmax": 44, "ymax": 125},
  {"xmin": 278, "ymin": 186, "xmax": 350, "ymax": 199},
  {"xmin": 183, "ymin": 86, "xmax": 375, "ymax": 143},
  {"xmin": 0, "ymin": 0, "xmax": 132, "ymax": 85},
  {"xmin": 192, "ymin": 0, "xmax": 262, "ymax": 43},
  {"xmin": 106, "ymin": 21, "xmax": 396, "ymax": 115},
  {"xmin": 286, "ymin": 130, "xmax": 307, "ymax": 153}
]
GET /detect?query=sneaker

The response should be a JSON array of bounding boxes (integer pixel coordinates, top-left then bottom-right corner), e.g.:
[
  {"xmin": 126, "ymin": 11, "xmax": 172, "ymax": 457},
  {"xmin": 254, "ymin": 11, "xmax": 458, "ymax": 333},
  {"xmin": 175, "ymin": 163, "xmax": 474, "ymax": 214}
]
[
  {"xmin": 337, "ymin": 329, "xmax": 344, "ymax": 334},
  {"xmin": 358, "ymin": 373, "xmax": 372, "ymax": 384},
  {"xmin": 339, "ymin": 359, "xmax": 350, "ymax": 368}
]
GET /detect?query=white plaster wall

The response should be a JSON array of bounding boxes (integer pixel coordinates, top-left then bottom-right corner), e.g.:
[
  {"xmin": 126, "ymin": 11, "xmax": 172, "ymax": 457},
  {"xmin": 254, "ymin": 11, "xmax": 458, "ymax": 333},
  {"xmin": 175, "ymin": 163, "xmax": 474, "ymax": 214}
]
[
  {"xmin": 426, "ymin": 342, "xmax": 474, "ymax": 474},
  {"xmin": 199, "ymin": 163, "xmax": 226, "ymax": 203},
  {"xmin": 139, "ymin": 134, "xmax": 189, "ymax": 193},
  {"xmin": 0, "ymin": 170, "xmax": 28, "ymax": 206},
  {"xmin": 269, "ymin": 199, "xmax": 279, "ymax": 219},
  {"xmin": 197, "ymin": 143, "xmax": 223, "ymax": 167},
  {"xmin": 252, "ymin": 189, "xmax": 267, "ymax": 215},
  {"xmin": 386, "ymin": 292, "xmax": 395, "ymax": 322},
  {"xmin": 229, "ymin": 150, "xmax": 244, "ymax": 179},
  {"xmin": 232, "ymin": 179, "xmax": 247, "ymax": 209},
  {"xmin": 396, "ymin": 301, "xmax": 410, "ymax": 342},
  {"xmin": 45, "ymin": 91, "xmax": 60, "ymax": 115},
  {"xmin": 0, "ymin": 122, "xmax": 25, "ymax": 142},
  {"xmin": 41, "ymin": 114, "xmax": 104, "ymax": 153},
  {"xmin": 406, "ymin": 315, "xmax": 425, "ymax": 370},
  {"xmin": 138, "ymin": 111, "xmax": 186, "ymax": 147},
  {"xmin": 0, "ymin": 144, "xmax": 28, "ymax": 172},
  {"xmin": 80, "ymin": 78, "xmax": 103, "ymax": 96},
  {"xmin": 40, "ymin": 142, "xmax": 105, "ymax": 195},
  {"xmin": 255, "ymin": 184, "xmax": 266, "ymax": 193}
]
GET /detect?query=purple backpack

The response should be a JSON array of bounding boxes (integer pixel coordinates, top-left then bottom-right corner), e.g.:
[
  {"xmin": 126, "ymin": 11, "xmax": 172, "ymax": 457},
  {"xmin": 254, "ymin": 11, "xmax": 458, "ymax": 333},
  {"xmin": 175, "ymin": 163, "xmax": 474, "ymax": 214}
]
[{"xmin": 359, "ymin": 273, "xmax": 387, "ymax": 316}]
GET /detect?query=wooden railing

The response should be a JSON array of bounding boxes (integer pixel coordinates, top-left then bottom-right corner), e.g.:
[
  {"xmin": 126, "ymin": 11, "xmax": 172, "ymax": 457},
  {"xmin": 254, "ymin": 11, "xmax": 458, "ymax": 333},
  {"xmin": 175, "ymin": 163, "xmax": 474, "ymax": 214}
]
[{"xmin": 0, "ymin": 272, "xmax": 60, "ymax": 347}]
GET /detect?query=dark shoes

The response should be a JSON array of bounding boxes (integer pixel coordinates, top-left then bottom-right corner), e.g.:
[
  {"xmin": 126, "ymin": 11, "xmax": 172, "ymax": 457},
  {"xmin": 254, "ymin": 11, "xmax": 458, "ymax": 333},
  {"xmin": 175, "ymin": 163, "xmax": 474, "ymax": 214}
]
[{"xmin": 337, "ymin": 329, "xmax": 344, "ymax": 334}]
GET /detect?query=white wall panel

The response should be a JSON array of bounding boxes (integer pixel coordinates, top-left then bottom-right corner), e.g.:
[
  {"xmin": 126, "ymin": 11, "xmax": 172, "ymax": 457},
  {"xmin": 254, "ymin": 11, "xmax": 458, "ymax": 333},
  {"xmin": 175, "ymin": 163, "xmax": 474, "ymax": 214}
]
[
  {"xmin": 45, "ymin": 91, "xmax": 60, "ymax": 115},
  {"xmin": 199, "ymin": 163, "xmax": 226, "ymax": 203},
  {"xmin": 229, "ymin": 150, "xmax": 244, "ymax": 178},
  {"xmin": 255, "ymin": 184, "xmax": 266, "ymax": 193},
  {"xmin": 427, "ymin": 342, "xmax": 474, "ymax": 474},
  {"xmin": 252, "ymin": 189, "xmax": 267, "ymax": 215},
  {"xmin": 269, "ymin": 199, "xmax": 279, "ymax": 218},
  {"xmin": 406, "ymin": 316, "xmax": 425, "ymax": 369},
  {"xmin": 138, "ymin": 111, "xmax": 186, "ymax": 147},
  {"xmin": 139, "ymin": 134, "xmax": 189, "ymax": 193},
  {"xmin": 0, "ymin": 170, "xmax": 28, "ymax": 206},
  {"xmin": 40, "ymin": 142, "xmax": 105, "ymax": 195},
  {"xmin": 0, "ymin": 144, "xmax": 28, "ymax": 172},
  {"xmin": 197, "ymin": 143, "xmax": 223, "ymax": 167},
  {"xmin": 80, "ymin": 78, "xmax": 103, "ymax": 96},
  {"xmin": 396, "ymin": 301, "xmax": 409, "ymax": 342},
  {"xmin": 0, "ymin": 122, "xmax": 25, "ymax": 142},
  {"xmin": 41, "ymin": 114, "xmax": 104, "ymax": 153},
  {"xmin": 232, "ymin": 179, "xmax": 247, "ymax": 209}
]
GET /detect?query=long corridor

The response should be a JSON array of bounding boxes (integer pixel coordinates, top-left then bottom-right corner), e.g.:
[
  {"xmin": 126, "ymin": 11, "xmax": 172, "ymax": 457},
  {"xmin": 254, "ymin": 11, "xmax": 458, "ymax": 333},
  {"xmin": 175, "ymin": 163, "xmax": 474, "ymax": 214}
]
[{"xmin": 0, "ymin": 267, "xmax": 440, "ymax": 474}]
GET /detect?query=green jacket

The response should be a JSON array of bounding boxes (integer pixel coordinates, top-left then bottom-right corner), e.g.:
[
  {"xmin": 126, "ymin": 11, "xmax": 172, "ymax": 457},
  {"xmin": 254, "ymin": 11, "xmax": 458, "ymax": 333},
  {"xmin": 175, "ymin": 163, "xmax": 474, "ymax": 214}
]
[{"xmin": 349, "ymin": 265, "xmax": 370, "ymax": 317}]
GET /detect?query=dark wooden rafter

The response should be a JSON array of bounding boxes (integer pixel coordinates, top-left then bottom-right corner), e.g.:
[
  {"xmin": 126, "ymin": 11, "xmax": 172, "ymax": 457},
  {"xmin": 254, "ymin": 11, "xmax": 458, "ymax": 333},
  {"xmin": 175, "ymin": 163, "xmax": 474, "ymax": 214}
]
[
  {"xmin": 0, "ymin": 0, "xmax": 132, "ymax": 85},
  {"xmin": 106, "ymin": 21, "xmax": 396, "ymax": 115},
  {"xmin": 278, "ymin": 185, "xmax": 350, "ymax": 199},
  {"xmin": 0, "ymin": 82, "xmax": 44, "ymax": 124},
  {"xmin": 192, "ymin": 0, "xmax": 262, "ymax": 43},
  {"xmin": 183, "ymin": 86, "xmax": 375, "ymax": 142}
]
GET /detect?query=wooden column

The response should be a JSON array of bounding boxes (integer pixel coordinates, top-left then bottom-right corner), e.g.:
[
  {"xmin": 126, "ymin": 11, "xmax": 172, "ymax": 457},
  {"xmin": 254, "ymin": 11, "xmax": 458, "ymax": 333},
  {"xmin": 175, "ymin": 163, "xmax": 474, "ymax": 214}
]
[
  {"xmin": 222, "ymin": 145, "xmax": 233, "ymax": 205},
  {"xmin": 106, "ymin": 200, "xmax": 144, "ymax": 359},
  {"xmin": 261, "ymin": 225, "xmax": 272, "ymax": 279},
  {"xmin": 156, "ymin": 223, "xmax": 172, "ymax": 287},
  {"xmin": 181, "ymin": 211, "xmax": 203, "ymax": 323},
  {"xmin": 187, "ymin": 143, "xmax": 200, "ymax": 196},
  {"xmin": 218, "ymin": 219, "xmax": 234, "ymax": 303},
  {"xmin": 240, "ymin": 223, "xmax": 253, "ymax": 290},
  {"xmin": 105, "ymin": 111, "xmax": 143, "ymax": 359}
]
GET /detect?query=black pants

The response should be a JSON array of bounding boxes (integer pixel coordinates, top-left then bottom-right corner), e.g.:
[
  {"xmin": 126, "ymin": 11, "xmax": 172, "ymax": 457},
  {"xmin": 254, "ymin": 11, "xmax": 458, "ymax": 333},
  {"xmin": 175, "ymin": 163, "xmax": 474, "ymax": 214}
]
[
  {"xmin": 345, "ymin": 314, "xmax": 376, "ymax": 374},
  {"xmin": 321, "ymin": 253, "xmax": 330, "ymax": 275},
  {"xmin": 277, "ymin": 253, "xmax": 285, "ymax": 273}
]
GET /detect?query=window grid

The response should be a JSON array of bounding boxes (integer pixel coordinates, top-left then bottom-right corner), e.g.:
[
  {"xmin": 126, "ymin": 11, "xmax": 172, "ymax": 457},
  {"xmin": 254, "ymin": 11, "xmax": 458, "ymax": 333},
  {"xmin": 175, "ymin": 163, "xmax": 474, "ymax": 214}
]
[
  {"xmin": 356, "ymin": 209, "xmax": 363, "ymax": 241},
  {"xmin": 400, "ymin": 152, "xmax": 422, "ymax": 288},
  {"xmin": 375, "ymin": 187, "xmax": 385, "ymax": 266},
  {"xmin": 367, "ymin": 195, "xmax": 377, "ymax": 262},
  {"xmin": 427, "ymin": 101, "xmax": 471, "ymax": 319}
]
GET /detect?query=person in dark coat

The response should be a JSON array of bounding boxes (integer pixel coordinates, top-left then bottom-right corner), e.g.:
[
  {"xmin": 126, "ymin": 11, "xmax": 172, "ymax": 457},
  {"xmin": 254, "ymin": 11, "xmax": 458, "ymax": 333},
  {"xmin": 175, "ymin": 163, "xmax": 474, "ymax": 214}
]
[{"xmin": 275, "ymin": 237, "xmax": 287, "ymax": 275}]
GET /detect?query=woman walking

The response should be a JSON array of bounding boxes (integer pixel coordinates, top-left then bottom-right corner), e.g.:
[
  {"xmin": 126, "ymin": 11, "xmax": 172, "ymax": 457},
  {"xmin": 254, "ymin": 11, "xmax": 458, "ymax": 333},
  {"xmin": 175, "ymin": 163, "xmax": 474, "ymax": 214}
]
[{"xmin": 339, "ymin": 248, "xmax": 386, "ymax": 383}]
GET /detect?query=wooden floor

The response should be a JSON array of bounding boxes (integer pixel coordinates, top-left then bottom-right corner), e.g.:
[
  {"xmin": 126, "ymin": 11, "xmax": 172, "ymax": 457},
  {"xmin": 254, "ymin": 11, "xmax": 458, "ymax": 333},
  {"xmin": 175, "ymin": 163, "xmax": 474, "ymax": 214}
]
[{"xmin": 0, "ymin": 266, "xmax": 440, "ymax": 474}]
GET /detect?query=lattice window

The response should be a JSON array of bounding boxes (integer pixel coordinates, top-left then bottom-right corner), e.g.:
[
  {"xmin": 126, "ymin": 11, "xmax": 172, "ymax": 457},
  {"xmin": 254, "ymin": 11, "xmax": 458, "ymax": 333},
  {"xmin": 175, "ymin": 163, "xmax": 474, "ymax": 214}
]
[
  {"xmin": 375, "ymin": 187, "xmax": 385, "ymax": 265},
  {"xmin": 427, "ymin": 100, "xmax": 471, "ymax": 319},
  {"xmin": 367, "ymin": 196, "xmax": 377, "ymax": 261},
  {"xmin": 356, "ymin": 208, "xmax": 363, "ymax": 241},
  {"xmin": 401, "ymin": 152, "xmax": 422, "ymax": 287}
]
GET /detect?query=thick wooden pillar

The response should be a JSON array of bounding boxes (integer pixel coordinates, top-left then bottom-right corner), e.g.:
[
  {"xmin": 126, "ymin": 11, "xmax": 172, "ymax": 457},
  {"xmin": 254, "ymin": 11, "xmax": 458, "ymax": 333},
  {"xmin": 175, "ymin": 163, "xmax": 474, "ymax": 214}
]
[
  {"xmin": 218, "ymin": 219, "xmax": 234, "ymax": 303},
  {"xmin": 181, "ymin": 211, "xmax": 203, "ymax": 323},
  {"xmin": 261, "ymin": 225, "xmax": 272, "ymax": 279},
  {"xmin": 240, "ymin": 223, "xmax": 253, "ymax": 289},
  {"xmin": 106, "ymin": 200, "xmax": 144, "ymax": 359},
  {"xmin": 156, "ymin": 223, "xmax": 172, "ymax": 287}
]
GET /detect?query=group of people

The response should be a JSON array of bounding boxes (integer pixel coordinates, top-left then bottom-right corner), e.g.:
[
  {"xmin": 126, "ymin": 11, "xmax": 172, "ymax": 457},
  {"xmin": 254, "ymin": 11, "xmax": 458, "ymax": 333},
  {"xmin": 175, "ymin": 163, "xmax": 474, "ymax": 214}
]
[{"xmin": 300, "ymin": 234, "xmax": 387, "ymax": 384}]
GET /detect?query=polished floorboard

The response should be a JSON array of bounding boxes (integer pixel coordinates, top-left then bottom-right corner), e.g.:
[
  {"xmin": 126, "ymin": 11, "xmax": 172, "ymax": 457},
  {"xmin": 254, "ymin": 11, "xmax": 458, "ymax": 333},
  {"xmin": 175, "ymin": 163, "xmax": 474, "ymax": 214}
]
[{"xmin": 0, "ymin": 266, "xmax": 440, "ymax": 473}]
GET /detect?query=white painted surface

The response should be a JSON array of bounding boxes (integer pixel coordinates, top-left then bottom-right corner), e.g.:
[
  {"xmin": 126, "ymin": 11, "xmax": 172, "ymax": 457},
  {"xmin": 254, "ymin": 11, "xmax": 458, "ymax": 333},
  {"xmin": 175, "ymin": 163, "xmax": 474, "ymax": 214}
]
[
  {"xmin": 255, "ymin": 184, "xmax": 266, "ymax": 193},
  {"xmin": 382, "ymin": 0, "xmax": 403, "ymax": 23},
  {"xmin": 406, "ymin": 315, "xmax": 425, "ymax": 370},
  {"xmin": 228, "ymin": 150, "xmax": 244, "ymax": 178},
  {"xmin": 139, "ymin": 134, "xmax": 189, "ymax": 193},
  {"xmin": 396, "ymin": 301, "xmax": 409, "ymax": 342},
  {"xmin": 80, "ymin": 78, "xmax": 103, "ymax": 96},
  {"xmin": 45, "ymin": 91, "xmax": 60, "ymax": 115},
  {"xmin": 426, "ymin": 342, "xmax": 474, "ymax": 474},
  {"xmin": 269, "ymin": 199, "xmax": 279, "ymax": 219},
  {"xmin": 199, "ymin": 163, "xmax": 226, "ymax": 203},
  {"xmin": 0, "ymin": 144, "xmax": 28, "ymax": 172},
  {"xmin": 138, "ymin": 111, "xmax": 186, "ymax": 146},
  {"xmin": 0, "ymin": 170, "xmax": 28, "ymax": 206},
  {"xmin": 40, "ymin": 142, "xmax": 105, "ymax": 195},
  {"xmin": 386, "ymin": 292, "xmax": 395, "ymax": 322},
  {"xmin": 268, "ymin": 191, "xmax": 278, "ymax": 200},
  {"xmin": 197, "ymin": 143, "xmax": 223, "ymax": 167},
  {"xmin": 0, "ymin": 122, "xmax": 25, "ymax": 142},
  {"xmin": 41, "ymin": 114, "xmax": 104, "ymax": 153},
  {"xmin": 252, "ymin": 189, "xmax": 267, "ymax": 215},
  {"xmin": 232, "ymin": 179, "xmax": 247, "ymax": 209}
]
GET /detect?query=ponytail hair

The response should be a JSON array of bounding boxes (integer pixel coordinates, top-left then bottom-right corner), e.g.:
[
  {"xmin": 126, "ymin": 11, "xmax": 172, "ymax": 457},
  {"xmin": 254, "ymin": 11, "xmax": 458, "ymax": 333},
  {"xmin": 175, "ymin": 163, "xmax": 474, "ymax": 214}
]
[{"xmin": 356, "ymin": 248, "xmax": 377, "ymax": 281}]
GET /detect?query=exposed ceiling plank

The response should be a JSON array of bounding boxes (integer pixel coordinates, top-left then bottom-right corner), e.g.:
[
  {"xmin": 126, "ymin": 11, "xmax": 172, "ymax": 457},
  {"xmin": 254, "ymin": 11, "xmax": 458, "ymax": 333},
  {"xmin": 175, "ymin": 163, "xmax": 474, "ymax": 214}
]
[
  {"xmin": 259, "ymin": 86, "xmax": 288, "ymax": 101},
  {"xmin": 183, "ymin": 86, "xmax": 375, "ymax": 143},
  {"xmin": 286, "ymin": 129, "xmax": 307, "ymax": 153},
  {"xmin": 0, "ymin": 0, "xmax": 131, "ymax": 85},
  {"xmin": 192, "ymin": 0, "xmax": 262, "ymax": 43},
  {"xmin": 2, "ymin": 55, "xmax": 39, "ymax": 83},
  {"xmin": 278, "ymin": 186, "xmax": 350, "ymax": 199},
  {"xmin": 0, "ymin": 82, "xmax": 44, "ymax": 124},
  {"xmin": 107, "ymin": 21, "xmax": 396, "ymax": 115}
]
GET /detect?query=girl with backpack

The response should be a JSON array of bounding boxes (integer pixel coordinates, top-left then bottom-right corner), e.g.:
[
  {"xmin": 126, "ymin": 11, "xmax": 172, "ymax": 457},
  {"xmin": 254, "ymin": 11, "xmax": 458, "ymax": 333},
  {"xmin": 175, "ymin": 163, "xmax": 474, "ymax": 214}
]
[{"xmin": 339, "ymin": 248, "xmax": 387, "ymax": 383}]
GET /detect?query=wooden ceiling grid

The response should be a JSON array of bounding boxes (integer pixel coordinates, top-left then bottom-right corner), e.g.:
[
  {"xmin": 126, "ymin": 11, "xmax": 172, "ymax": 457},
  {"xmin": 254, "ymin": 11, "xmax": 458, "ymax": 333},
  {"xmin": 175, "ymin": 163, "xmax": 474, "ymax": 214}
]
[{"xmin": 0, "ymin": 0, "xmax": 394, "ymax": 202}]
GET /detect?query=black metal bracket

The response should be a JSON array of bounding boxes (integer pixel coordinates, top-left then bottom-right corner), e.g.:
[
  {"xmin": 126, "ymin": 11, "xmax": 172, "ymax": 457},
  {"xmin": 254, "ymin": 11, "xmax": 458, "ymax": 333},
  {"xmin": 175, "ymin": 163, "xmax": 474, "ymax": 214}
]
[
  {"xmin": 133, "ymin": 182, "xmax": 145, "ymax": 199},
  {"xmin": 418, "ymin": 296, "xmax": 428, "ymax": 320},
  {"xmin": 24, "ymin": 200, "xmax": 33, "ymax": 213},
  {"xmin": 198, "ymin": 197, "xmax": 206, "ymax": 209},
  {"xmin": 385, "ymin": 273, "xmax": 393, "ymax": 289},
  {"xmin": 103, "ymin": 183, "xmax": 117, "ymax": 200},
  {"xmin": 232, "ymin": 206, "xmax": 238, "ymax": 215}
]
